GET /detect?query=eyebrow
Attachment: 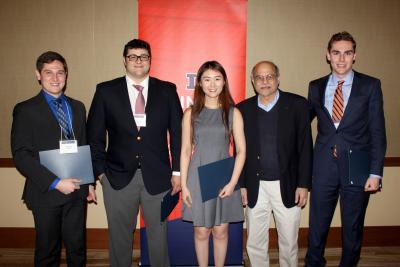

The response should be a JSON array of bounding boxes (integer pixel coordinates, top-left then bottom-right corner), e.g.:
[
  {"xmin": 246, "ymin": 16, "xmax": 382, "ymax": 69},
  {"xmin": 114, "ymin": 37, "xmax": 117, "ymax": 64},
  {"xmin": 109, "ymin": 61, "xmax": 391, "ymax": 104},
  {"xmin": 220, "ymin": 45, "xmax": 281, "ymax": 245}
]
[
  {"xmin": 331, "ymin": 49, "xmax": 354, "ymax": 53},
  {"xmin": 202, "ymin": 75, "xmax": 223, "ymax": 78}
]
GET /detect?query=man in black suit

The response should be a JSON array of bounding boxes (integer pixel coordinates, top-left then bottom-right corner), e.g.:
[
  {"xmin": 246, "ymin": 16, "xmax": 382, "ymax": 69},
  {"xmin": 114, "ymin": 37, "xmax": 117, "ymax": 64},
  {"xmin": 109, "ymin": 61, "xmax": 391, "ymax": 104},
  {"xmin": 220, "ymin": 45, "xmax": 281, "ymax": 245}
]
[
  {"xmin": 305, "ymin": 31, "xmax": 387, "ymax": 267},
  {"xmin": 237, "ymin": 61, "xmax": 312, "ymax": 266},
  {"xmin": 11, "ymin": 51, "xmax": 96, "ymax": 266},
  {"xmin": 87, "ymin": 39, "xmax": 183, "ymax": 267}
]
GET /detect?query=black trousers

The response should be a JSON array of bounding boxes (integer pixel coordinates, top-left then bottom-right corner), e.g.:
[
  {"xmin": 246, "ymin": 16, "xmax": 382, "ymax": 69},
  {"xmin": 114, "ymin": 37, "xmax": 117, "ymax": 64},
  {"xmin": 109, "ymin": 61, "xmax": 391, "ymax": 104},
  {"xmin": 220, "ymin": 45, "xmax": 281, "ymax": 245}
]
[{"xmin": 31, "ymin": 197, "xmax": 87, "ymax": 267}]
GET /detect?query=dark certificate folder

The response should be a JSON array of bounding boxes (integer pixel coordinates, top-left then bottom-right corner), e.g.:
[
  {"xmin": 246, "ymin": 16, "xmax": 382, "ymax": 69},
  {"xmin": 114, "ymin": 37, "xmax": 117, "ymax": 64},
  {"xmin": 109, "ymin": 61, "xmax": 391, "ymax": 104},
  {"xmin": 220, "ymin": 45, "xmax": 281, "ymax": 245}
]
[
  {"xmin": 198, "ymin": 157, "xmax": 238, "ymax": 202},
  {"xmin": 39, "ymin": 145, "xmax": 94, "ymax": 185},
  {"xmin": 161, "ymin": 189, "xmax": 179, "ymax": 222},
  {"xmin": 348, "ymin": 149, "xmax": 370, "ymax": 186}
]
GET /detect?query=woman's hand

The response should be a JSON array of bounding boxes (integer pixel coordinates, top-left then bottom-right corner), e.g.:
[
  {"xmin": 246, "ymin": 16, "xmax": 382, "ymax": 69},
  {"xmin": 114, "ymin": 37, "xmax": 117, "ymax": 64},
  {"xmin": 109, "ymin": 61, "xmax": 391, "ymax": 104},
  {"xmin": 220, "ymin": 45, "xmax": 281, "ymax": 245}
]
[{"xmin": 219, "ymin": 182, "xmax": 236, "ymax": 198}]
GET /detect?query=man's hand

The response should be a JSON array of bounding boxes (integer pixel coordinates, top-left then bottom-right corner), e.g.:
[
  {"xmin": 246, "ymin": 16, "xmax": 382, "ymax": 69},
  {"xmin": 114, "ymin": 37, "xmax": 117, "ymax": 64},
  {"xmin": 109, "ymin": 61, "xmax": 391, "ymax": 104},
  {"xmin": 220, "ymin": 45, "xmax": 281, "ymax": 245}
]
[
  {"xmin": 55, "ymin": 178, "xmax": 80, "ymax": 195},
  {"xmin": 365, "ymin": 177, "xmax": 380, "ymax": 192},
  {"xmin": 240, "ymin": 188, "xmax": 248, "ymax": 207},
  {"xmin": 98, "ymin": 173, "xmax": 105, "ymax": 184},
  {"xmin": 87, "ymin": 185, "xmax": 97, "ymax": 204},
  {"xmin": 171, "ymin": 175, "xmax": 181, "ymax": 195},
  {"xmin": 182, "ymin": 186, "xmax": 192, "ymax": 208},
  {"xmin": 295, "ymin": 187, "xmax": 308, "ymax": 208}
]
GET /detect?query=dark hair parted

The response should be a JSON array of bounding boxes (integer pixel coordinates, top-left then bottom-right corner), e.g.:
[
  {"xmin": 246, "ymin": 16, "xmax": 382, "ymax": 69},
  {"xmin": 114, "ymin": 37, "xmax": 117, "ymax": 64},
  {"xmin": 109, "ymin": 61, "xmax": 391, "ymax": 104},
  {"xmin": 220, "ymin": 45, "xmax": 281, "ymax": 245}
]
[
  {"xmin": 190, "ymin": 61, "xmax": 234, "ymax": 144},
  {"xmin": 36, "ymin": 51, "xmax": 68, "ymax": 73},
  {"xmin": 328, "ymin": 31, "xmax": 356, "ymax": 52},
  {"xmin": 123, "ymin": 39, "xmax": 151, "ymax": 58}
]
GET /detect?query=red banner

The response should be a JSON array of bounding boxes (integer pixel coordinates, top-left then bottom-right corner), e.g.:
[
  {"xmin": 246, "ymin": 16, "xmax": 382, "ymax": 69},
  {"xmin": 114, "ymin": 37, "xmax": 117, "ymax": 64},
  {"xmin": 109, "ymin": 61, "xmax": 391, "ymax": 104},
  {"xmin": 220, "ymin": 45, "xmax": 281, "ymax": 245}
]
[
  {"xmin": 139, "ymin": 0, "xmax": 247, "ymax": 109},
  {"xmin": 138, "ymin": 1, "xmax": 247, "ymax": 265},
  {"xmin": 139, "ymin": 0, "xmax": 247, "ymax": 223}
]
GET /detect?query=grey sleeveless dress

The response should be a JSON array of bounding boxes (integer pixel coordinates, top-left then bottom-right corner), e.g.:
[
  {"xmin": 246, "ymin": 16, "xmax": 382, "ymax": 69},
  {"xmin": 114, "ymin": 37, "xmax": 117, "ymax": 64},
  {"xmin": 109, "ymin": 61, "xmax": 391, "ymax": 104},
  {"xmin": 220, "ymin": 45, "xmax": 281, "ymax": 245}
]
[{"xmin": 182, "ymin": 106, "xmax": 244, "ymax": 228}]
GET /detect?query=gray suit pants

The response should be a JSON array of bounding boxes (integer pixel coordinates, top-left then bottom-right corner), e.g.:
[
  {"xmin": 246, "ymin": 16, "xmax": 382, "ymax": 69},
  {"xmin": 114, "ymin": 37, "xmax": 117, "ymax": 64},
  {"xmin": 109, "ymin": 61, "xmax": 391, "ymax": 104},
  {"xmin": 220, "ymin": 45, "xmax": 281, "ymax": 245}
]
[{"xmin": 102, "ymin": 170, "xmax": 169, "ymax": 267}]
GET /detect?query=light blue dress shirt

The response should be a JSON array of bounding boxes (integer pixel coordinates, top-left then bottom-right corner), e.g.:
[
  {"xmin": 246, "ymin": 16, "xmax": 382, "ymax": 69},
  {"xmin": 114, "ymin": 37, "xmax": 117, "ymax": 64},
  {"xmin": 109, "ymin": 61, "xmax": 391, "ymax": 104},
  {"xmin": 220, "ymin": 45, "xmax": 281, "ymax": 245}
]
[{"xmin": 257, "ymin": 90, "xmax": 280, "ymax": 111}]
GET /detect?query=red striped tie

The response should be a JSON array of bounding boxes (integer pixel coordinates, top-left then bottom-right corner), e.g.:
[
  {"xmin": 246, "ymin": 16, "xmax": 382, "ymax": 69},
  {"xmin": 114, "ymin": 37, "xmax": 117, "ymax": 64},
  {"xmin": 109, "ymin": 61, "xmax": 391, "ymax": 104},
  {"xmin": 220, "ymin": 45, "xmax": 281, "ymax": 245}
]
[{"xmin": 332, "ymin": 80, "xmax": 344, "ymax": 123}]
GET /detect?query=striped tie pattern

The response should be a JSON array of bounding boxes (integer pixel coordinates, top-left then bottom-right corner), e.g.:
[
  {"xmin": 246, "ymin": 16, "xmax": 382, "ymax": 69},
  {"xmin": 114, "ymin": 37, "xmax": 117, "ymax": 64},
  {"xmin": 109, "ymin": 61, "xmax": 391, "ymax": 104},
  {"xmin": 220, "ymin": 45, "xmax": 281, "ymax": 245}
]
[
  {"xmin": 332, "ymin": 80, "xmax": 345, "ymax": 123},
  {"xmin": 53, "ymin": 99, "xmax": 71, "ymax": 139},
  {"xmin": 134, "ymin": 85, "xmax": 145, "ymax": 114}
]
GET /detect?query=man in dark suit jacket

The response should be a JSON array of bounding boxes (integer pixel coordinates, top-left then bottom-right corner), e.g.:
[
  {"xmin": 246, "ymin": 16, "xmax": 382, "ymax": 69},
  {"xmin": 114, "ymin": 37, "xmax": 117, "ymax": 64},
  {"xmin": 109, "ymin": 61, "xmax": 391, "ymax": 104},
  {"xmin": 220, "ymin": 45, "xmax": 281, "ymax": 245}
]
[
  {"xmin": 237, "ymin": 61, "xmax": 312, "ymax": 266},
  {"xmin": 87, "ymin": 39, "xmax": 183, "ymax": 267},
  {"xmin": 11, "ymin": 51, "xmax": 96, "ymax": 266},
  {"xmin": 305, "ymin": 32, "xmax": 387, "ymax": 267}
]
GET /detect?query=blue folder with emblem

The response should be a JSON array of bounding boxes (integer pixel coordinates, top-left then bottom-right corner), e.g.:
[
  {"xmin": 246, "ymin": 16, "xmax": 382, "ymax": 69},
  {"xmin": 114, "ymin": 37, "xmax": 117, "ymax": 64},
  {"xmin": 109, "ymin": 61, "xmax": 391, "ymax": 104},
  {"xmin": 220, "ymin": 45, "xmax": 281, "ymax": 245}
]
[
  {"xmin": 39, "ymin": 145, "xmax": 94, "ymax": 185},
  {"xmin": 198, "ymin": 157, "xmax": 239, "ymax": 202},
  {"xmin": 348, "ymin": 149, "xmax": 370, "ymax": 187}
]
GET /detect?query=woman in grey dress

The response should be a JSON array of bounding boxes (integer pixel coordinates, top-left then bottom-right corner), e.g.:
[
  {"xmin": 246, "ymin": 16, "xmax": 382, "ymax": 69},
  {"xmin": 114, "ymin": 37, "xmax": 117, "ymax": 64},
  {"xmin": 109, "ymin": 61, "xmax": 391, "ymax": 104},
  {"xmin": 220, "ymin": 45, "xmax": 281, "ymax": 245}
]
[{"xmin": 180, "ymin": 61, "xmax": 246, "ymax": 267}]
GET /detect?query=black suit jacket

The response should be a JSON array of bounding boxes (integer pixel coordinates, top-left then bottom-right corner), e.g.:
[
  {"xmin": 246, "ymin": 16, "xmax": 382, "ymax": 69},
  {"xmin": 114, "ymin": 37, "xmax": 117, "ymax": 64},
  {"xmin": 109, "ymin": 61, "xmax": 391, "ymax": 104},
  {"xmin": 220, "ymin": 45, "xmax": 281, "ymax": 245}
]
[
  {"xmin": 87, "ymin": 76, "xmax": 183, "ymax": 194},
  {"xmin": 237, "ymin": 91, "xmax": 313, "ymax": 208},
  {"xmin": 309, "ymin": 71, "xmax": 386, "ymax": 179},
  {"xmin": 11, "ymin": 92, "xmax": 88, "ymax": 207}
]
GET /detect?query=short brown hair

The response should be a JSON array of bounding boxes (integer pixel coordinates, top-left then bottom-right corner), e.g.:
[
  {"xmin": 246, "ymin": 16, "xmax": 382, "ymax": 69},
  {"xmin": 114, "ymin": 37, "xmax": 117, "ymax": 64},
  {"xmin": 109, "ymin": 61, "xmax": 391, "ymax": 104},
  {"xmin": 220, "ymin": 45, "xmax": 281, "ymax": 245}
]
[
  {"xmin": 327, "ymin": 31, "xmax": 356, "ymax": 52},
  {"xmin": 36, "ymin": 51, "xmax": 68, "ymax": 73}
]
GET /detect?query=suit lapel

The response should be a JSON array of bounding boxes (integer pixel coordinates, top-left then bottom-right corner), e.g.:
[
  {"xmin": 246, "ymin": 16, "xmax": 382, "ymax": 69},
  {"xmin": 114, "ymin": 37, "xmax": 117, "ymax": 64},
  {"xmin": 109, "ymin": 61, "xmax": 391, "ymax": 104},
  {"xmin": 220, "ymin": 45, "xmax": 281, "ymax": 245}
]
[
  {"xmin": 67, "ymin": 98, "xmax": 81, "ymax": 139},
  {"xmin": 145, "ymin": 77, "xmax": 156, "ymax": 114},
  {"xmin": 338, "ymin": 71, "xmax": 361, "ymax": 128},
  {"xmin": 118, "ymin": 78, "xmax": 139, "ymax": 132},
  {"xmin": 277, "ymin": 91, "xmax": 286, "ymax": 137},
  {"xmin": 317, "ymin": 76, "xmax": 333, "ymax": 122},
  {"xmin": 248, "ymin": 96, "xmax": 261, "ymax": 147},
  {"xmin": 34, "ymin": 92, "xmax": 64, "ymax": 139}
]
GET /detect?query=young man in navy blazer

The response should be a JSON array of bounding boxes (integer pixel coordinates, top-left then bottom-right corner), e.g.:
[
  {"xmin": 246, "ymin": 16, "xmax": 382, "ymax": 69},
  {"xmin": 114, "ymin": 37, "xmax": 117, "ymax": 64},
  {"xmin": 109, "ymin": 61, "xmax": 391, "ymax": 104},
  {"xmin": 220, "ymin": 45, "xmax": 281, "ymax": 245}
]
[
  {"xmin": 87, "ymin": 39, "xmax": 183, "ymax": 267},
  {"xmin": 305, "ymin": 32, "xmax": 387, "ymax": 267}
]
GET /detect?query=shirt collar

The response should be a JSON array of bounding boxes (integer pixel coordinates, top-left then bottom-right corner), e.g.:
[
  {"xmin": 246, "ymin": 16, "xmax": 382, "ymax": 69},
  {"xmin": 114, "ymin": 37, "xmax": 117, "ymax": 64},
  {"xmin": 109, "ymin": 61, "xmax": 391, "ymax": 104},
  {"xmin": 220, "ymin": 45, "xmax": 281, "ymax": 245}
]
[
  {"xmin": 257, "ymin": 90, "xmax": 280, "ymax": 110},
  {"xmin": 329, "ymin": 70, "xmax": 354, "ymax": 86},
  {"xmin": 41, "ymin": 89, "xmax": 66, "ymax": 103},
  {"xmin": 125, "ymin": 75, "xmax": 149, "ymax": 88}
]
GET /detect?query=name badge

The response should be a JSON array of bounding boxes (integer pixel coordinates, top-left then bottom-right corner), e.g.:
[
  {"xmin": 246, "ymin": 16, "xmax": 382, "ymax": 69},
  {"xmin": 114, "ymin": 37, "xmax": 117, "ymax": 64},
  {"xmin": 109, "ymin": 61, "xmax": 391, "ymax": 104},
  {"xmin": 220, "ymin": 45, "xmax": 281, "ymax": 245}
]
[
  {"xmin": 59, "ymin": 140, "xmax": 78, "ymax": 154},
  {"xmin": 134, "ymin": 113, "xmax": 147, "ymax": 127}
]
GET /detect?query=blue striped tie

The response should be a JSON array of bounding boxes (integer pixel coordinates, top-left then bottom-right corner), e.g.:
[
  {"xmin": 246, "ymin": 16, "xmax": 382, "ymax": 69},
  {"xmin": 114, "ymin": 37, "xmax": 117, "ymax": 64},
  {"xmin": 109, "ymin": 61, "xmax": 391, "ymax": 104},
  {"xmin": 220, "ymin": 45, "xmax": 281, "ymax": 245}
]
[{"xmin": 53, "ymin": 99, "xmax": 72, "ymax": 139}]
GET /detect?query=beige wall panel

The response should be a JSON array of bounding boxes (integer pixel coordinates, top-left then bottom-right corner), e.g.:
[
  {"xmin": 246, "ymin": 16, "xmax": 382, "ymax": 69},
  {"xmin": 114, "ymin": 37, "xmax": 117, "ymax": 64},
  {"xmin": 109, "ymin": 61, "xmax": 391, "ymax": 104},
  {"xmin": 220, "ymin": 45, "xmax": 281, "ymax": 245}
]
[
  {"xmin": 247, "ymin": 0, "xmax": 400, "ymax": 155},
  {"xmin": 1, "ymin": 167, "xmax": 398, "ymax": 228},
  {"xmin": 92, "ymin": 0, "xmax": 137, "ymax": 87},
  {"xmin": 0, "ymin": 0, "xmax": 137, "ymax": 157}
]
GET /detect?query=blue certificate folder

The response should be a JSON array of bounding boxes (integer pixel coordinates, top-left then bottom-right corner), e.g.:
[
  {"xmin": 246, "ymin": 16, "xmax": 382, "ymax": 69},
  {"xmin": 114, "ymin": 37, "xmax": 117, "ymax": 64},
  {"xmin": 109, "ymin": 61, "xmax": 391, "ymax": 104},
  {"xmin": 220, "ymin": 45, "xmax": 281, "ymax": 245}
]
[
  {"xmin": 39, "ymin": 145, "xmax": 94, "ymax": 185},
  {"xmin": 198, "ymin": 157, "xmax": 238, "ymax": 202},
  {"xmin": 348, "ymin": 149, "xmax": 370, "ymax": 186},
  {"xmin": 161, "ymin": 189, "xmax": 179, "ymax": 222}
]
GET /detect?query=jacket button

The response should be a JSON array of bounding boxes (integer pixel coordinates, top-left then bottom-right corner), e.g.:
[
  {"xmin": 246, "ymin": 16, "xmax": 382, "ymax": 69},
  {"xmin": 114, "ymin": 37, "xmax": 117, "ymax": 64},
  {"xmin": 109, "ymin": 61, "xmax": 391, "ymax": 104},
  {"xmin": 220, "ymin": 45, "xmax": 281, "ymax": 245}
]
[
  {"xmin": 136, "ymin": 155, "xmax": 139, "ymax": 159},
  {"xmin": 256, "ymin": 173, "xmax": 259, "ymax": 176},
  {"xmin": 137, "ymin": 136, "xmax": 141, "ymax": 141},
  {"xmin": 257, "ymin": 155, "xmax": 260, "ymax": 160}
]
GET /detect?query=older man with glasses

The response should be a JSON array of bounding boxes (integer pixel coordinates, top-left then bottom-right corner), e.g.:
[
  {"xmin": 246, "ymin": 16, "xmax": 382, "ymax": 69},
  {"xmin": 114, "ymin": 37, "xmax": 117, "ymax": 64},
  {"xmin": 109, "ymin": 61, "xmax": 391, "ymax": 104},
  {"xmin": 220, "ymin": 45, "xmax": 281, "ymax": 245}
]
[{"xmin": 237, "ymin": 60, "xmax": 312, "ymax": 267}]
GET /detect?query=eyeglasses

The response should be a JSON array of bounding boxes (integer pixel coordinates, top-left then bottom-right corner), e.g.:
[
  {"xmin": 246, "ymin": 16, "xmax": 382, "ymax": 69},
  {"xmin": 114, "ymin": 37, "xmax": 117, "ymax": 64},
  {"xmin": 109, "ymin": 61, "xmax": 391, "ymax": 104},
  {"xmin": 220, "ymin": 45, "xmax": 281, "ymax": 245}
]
[
  {"xmin": 253, "ymin": 74, "xmax": 277, "ymax": 83},
  {"xmin": 126, "ymin": 54, "xmax": 150, "ymax": 62}
]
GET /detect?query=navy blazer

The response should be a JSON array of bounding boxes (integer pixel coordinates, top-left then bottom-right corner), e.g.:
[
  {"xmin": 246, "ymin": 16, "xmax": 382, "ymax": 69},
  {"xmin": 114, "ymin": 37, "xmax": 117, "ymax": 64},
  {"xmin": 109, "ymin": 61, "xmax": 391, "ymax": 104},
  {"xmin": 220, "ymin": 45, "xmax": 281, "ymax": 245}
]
[
  {"xmin": 87, "ymin": 76, "xmax": 183, "ymax": 194},
  {"xmin": 11, "ymin": 92, "xmax": 88, "ymax": 207},
  {"xmin": 237, "ymin": 91, "xmax": 313, "ymax": 208},
  {"xmin": 308, "ymin": 71, "xmax": 386, "ymax": 180}
]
